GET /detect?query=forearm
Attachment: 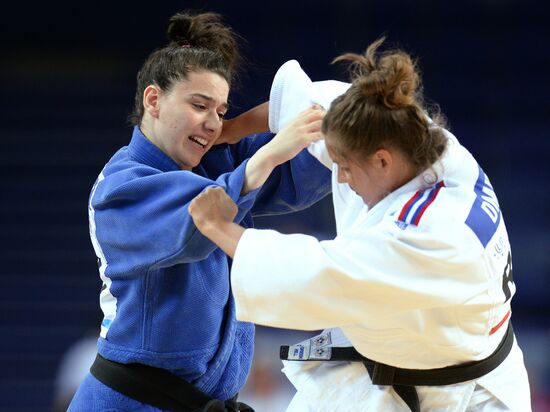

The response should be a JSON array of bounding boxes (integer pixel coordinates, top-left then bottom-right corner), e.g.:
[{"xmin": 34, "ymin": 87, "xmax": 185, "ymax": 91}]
[
  {"xmin": 201, "ymin": 221, "xmax": 245, "ymax": 258},
  {"xmin": 236, "ymin": 102, "xmax": 269, "ymax": 134},
  {"xmin": 241, "ymin": 106, "xmax": 325, "ymax": 195},
  {"xmin": 221, "ymin": 102, "xmax": 269, "ymax": 144},
  {"xmin": 241, "ymin": 146, "xmax": 277, "ymax": 195}
]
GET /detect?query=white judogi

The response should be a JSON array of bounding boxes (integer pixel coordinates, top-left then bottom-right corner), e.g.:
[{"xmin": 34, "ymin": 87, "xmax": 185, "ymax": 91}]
[{"xmin": 230, "ymin": 61, "xmax": 532, "ymax": 411}]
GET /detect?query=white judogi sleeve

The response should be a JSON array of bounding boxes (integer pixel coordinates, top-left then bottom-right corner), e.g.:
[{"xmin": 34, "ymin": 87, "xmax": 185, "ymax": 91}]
[
  {"xmin": 231, "ymin": 217, "xmax": 483, "ymax": 331},
  {"xmin": 268, "ymin": 59, "xmax": 350, "ymax": 170}
]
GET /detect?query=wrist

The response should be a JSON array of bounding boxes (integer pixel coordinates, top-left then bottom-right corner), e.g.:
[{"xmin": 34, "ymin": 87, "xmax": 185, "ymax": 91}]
[
  {"xmin": 242, "ymin": 145, "xmax": 278, "ymax": 195},
  {"xmin": 256, "ymin": 144, "xmax": 280, "ymax": 169},
  {"xmin": 203, "ymin": 221, "xmax": 245, "ymax": 258},
  {"xmin": 200, "ymin": 219, "xmax": 228, "ymax": 238}
]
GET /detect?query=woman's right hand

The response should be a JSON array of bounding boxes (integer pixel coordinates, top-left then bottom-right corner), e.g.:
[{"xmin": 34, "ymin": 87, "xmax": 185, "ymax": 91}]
[
  {"xmin": 189, "ymin": 186, "xmax": 238, "ymax": 233},
  {"xmin": 188, "ymin": 186, "xmax": 245, "ymax": 258}
]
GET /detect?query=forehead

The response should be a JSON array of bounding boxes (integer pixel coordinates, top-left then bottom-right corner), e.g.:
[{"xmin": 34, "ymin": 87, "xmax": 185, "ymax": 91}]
[
  {"xmin": 325, "ymin": 133, "xmax": 350, "ymax": 164},
  {"xmin": 171, "ymin": 71, "xmax": 229, "ymax": 105}
]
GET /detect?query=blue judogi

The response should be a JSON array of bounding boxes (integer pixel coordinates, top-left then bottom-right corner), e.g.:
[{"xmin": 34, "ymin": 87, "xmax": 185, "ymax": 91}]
[{"xmin": 69, "ymin": 127, "xmax": 331, "ymax": 410}]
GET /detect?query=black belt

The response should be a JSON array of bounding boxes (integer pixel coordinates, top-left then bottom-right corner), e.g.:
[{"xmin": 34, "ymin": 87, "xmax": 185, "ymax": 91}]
[
  {"xmin": 280, "ymin": 322, "xmax": 513, "ymax": 412},
  {"xmin": 90, "ymin": 354, "xmax": 254, "ymax": 412}
]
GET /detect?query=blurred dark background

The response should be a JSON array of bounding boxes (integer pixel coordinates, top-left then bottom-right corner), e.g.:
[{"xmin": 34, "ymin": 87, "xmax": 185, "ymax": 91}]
[{"xmin": 1, "ymin": 1, "xmax": 548, "ymax": 411}]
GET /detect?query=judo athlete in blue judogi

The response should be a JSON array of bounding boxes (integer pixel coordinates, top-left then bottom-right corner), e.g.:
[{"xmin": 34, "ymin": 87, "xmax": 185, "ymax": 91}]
[{"xmin": 68, "ymin": 11, "xmax": 330, "ymax": 412}]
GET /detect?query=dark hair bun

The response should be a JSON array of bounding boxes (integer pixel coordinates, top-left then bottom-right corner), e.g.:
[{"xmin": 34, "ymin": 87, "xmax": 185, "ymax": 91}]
[
  {"xmin": 166, "ymin": 12, "xmax": 239, "ymax": 71},
  {"xmin": 167, "ymin": 13, "xmax": 192, "ymax": 44}
]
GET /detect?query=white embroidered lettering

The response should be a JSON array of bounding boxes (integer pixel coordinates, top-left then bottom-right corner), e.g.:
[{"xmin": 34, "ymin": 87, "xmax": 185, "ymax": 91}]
[{"xmin": 480, "ymin": 178, "xmax": 500, "ymax": 223}]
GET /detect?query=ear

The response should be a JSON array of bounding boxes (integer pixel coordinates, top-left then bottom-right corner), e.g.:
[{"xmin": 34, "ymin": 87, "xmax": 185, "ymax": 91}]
[
  {"xmin": 374, "ymin": 149, "xmax": 393, "ymax": 173},
  {"xmin": 143, "ymin": 85, "xmax": 161, "ymax": 119}
]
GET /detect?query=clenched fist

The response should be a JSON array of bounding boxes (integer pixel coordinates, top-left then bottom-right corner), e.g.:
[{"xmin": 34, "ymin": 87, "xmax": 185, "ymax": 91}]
[
  {"xmin": 189, "ymin": 186, "xmax": 238, "ymax": 233},
  {"xmin": 188, "ymin": 186, "xmax": 245, "ymax": 257}
]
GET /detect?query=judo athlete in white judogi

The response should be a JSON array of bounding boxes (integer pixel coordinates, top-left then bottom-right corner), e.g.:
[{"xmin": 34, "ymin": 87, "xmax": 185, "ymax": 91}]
[{"xmin": 189, "ymin": 39, "xmax": 532, "ymax": 412}]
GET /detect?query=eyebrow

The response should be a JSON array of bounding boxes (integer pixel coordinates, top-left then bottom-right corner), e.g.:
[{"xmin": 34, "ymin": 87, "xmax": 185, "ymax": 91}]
[{"xmin": 190, "ymin": 93, "xmax": 228, "ymax": 111}]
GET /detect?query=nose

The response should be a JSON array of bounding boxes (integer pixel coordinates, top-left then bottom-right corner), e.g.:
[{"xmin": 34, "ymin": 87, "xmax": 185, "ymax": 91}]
[
  {"xmin": 337, "ymin": 168, "xmax": 348, "ymax": 184},
  {"xmin": 204, "ymin": 111, "xmax": 222, "ymax": 135}
]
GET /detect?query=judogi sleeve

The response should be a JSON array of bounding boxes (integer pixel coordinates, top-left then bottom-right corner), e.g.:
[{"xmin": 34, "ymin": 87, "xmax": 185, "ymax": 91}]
[
  {"xmin": 91, "ymin": 160, "xmax": 257, "ymax": 274},
  {"xmin": 230, "ymin": 133, "xmax": 332, "ymax": 216},
  {"xmin": 230, "ymin": 221, "xmax": 486, "ymax": 331}
]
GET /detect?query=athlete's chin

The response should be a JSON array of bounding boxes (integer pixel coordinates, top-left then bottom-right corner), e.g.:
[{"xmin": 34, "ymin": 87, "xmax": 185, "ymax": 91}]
[
  {"xmin": 184, "ymin": 158, "xmax": 202, "ymax": 170},
  {"xmin": 177, "ymin": 150, "xmax": 209, "ymax": 170},
  {"xmin": 194, "ymin": 145, "xmax": 215, "ymax": 164},
  {"xmin": 363, "ymin": 194, "xmax": 385, "ymax": 209}
]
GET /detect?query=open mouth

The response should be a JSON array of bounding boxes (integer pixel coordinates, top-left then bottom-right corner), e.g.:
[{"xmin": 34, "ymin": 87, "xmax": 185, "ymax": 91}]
[{"xmin": 189, "ymin": 135, "xmax": 208, "ymax": 149}]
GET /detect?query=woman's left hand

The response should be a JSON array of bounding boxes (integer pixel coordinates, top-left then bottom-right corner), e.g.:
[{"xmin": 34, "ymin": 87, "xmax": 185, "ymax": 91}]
[
  {"xmin": 240, "ymin": 105, "xmax": 325, "ymax": 195},
  {"xmin": 262, "ymin": 105, "xmax": 325, "ymax": 166}
]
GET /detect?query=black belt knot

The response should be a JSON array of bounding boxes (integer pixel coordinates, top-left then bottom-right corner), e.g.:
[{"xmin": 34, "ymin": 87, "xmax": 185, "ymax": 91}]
[
  {"xmin": 370, "ymin": 362, "xmax": 396, "ymax": 385},
  {"xmin": 280, "ymin": 322, "xmax": 513, "ymax": 412}
]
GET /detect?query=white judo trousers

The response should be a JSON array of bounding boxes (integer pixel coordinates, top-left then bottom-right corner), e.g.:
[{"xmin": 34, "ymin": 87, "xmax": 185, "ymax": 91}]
[{"xmin": 230, "ymin": 61, "xmax": 532, "ymax": 411}]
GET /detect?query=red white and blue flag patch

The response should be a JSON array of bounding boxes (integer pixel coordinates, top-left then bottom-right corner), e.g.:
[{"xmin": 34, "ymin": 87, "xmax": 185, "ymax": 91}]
[{"xmin": 398, "ymin": 181, "xmax": 445, "ymax": 226}]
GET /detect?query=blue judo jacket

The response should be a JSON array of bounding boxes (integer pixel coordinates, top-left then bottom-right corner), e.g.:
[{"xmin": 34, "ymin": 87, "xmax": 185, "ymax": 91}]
[{"xmin": 88, "ymin": 127, "xmax": 332, "ymax": 400}]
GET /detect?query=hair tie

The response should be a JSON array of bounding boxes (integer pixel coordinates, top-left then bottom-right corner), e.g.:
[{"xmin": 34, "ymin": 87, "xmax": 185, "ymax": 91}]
[{"xmin": 180, "ymin": 43, "xmax": 192, "ymax": 48}]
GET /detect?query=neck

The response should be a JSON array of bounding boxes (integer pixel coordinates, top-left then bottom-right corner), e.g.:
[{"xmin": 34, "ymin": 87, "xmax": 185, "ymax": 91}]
[
  {"xmin": 388, "ymin": 152, "xmax": 418, "ymax": 193},
  {"xmin": 139, "ymin": 117, "xmax": 156, "ymax": 145}
]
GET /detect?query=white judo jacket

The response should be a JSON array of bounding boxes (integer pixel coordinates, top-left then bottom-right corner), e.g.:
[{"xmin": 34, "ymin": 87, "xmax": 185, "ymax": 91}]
[{"xmin": 230, "ymin": 61, "xmax": 532, "ymax": 411}]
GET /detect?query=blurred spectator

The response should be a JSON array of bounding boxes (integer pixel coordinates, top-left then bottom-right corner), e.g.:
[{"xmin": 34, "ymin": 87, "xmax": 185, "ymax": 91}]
[
  {"xmin": 53, "ymin": 332, "xmax": 97, "ymax": 412},
  {"xmin": 239, "ymin": 326, "xmax": 315, "ymax": 411}
]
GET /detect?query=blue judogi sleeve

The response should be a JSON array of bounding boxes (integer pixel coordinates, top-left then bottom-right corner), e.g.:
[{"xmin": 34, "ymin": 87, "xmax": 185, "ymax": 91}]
[
  {"xmin": 227, "ymin": 132, "xmax": 332, "ymax": 216},
  {"xmin": 91, "ymin": 131, "xmax": 330, "ymax": 280},
  {"xmin": 92, "ymin": 159, "xmax": 255, "ymax": 276}
]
